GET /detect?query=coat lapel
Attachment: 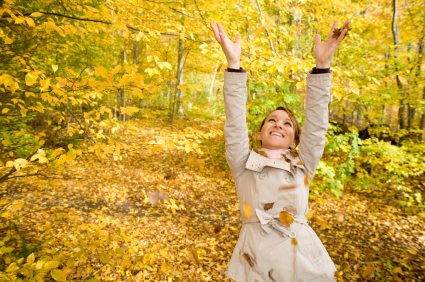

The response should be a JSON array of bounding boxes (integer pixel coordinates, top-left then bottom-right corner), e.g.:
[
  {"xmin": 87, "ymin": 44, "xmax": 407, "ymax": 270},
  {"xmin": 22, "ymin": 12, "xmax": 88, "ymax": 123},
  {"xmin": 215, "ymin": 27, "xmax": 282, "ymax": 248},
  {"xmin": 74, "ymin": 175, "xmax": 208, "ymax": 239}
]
[{"xmin": 245, "ymin": 149, "xmax": 308, "ymax": 175}]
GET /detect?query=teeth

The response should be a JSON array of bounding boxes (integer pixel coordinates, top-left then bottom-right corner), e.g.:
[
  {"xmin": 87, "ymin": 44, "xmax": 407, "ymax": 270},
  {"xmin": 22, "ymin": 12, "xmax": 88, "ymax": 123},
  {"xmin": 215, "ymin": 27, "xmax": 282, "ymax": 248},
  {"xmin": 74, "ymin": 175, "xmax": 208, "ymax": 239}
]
[{"xmin": 271, "ymin": 132, "xmax": 283, "ymax": 137}]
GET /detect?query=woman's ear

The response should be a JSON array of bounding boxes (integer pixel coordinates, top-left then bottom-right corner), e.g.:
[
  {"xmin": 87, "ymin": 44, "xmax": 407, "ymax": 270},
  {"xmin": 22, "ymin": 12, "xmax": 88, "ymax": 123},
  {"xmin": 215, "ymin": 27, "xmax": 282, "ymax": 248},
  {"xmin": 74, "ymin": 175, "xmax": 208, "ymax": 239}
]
[{"xmin": 257, "ymin": 131, "xmax": 262, "ymax": 141}]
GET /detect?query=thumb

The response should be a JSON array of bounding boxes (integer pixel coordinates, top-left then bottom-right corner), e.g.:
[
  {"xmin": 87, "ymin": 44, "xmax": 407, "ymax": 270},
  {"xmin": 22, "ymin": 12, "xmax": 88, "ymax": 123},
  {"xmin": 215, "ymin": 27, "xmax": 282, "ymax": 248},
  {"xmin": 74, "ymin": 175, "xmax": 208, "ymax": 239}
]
[
  {"xmin": 315, "ymin": 34, "xmax": 321, "ymax": 46},
  {"xmin": 235, "ymin": 34, "xmax": 241, "ymax": 44}
]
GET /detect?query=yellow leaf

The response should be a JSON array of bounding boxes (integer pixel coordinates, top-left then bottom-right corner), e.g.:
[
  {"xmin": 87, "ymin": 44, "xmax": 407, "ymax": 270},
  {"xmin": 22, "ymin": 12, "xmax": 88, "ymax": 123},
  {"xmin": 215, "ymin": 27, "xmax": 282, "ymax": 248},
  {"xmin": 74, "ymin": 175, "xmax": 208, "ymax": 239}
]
[
  {"xmin": 254, "ymin": 25, "xmax": 267, "ymax": 37},
  {"xmin": 398, "ymin": 75, "xmax": 407, "ymax": 85},
  {"xmin": 407, "ymin": 249, "xmax": 417, "ymax": 255},
  {"xmin": 296, "ymin": 81, "xmax": 304, "ymax": 89},
  {"xmin": 6, "ymin": 262, "xmax": 19, "ymax": 272},
  {"xmin": 52, "ymin": 65, "xmax": 58, "ymax": 72},
  {"xmin": 143, "ymin": 253, "xmax": 150, "ymax": 264},
  {"xmin": 5, "ymin": 38, "xmax": 13, "ymax": 44},
  {"xmin": 27, "ymin": 253, "xmax": 35, "ymax": 264},
  {"xmin": 177, "ymin": 84, "xmax": 185, "ymax": 92},
  {"xmin": 98, "ymin": 252, "xmax": 110, "ymax": 264},
  {"xmin": 243, "ymin": 202, "xmax": 252, "ymax": 219},
  {"xmin": 44, "ymin": 261, "xmax": 60, "ymax": 270},
  {"xmin": 162, "ymin": 62, "xmax": 172, "ymax": 69},
  {"xmin": 304, "ymin": 171, "xmax": 311, "ymax": 186},
  {"xmin": 315, "ymin": 215, "xmax": 327, "ymax": 229},
  {"xmin": 279, "ymin": 211, "xmax": 294, "ymax": 227},
  {"xmin": 305, "ymin": 210, "xmax": 313, "ymax": 220},
  {"xmin": 291, "ymin": 238, "xmax": 298, "ymax": 245},
  {"xmin": 50, "ymin": 269, "xmax": 66, "ymax": 282},
  {"xmin": 26, "ymin": 17, "xmax": 35, "ymax": 27},
  {"xmin": 118, "ymin": 74, "xmax": 130, "ymax": 86},
  {"xmin": 31, "ymin": 12, "xmax": 44, "ymax": 17},
  {"xmin": 12, "ymin": 203, "xmax": 24, "ymax": 210},
  {"xmin": 351, "ymin": 87, "xmax": 359, "ymax": 95},
  {"xmin": 161, "ymin": 262, "xmax": 169, "ymax": 273},
  {"xmin": 2, "ymin": 140, "xmax": 8, "ymax": 146},
  {"xmin": 362, "ymin": 266, "xmax": 375, "ymax": 278},
  {"xmin": 2, "ymin": 108, "xmax": 9, "ymax": 114}
]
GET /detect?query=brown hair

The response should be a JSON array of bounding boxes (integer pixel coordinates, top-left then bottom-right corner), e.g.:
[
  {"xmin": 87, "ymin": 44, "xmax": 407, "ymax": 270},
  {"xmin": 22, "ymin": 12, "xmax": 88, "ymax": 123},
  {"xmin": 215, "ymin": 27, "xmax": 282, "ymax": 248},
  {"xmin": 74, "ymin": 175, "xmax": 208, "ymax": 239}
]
[{"xmin": 258, "ymin": 107, "xmax": 301, "ymax": 148}]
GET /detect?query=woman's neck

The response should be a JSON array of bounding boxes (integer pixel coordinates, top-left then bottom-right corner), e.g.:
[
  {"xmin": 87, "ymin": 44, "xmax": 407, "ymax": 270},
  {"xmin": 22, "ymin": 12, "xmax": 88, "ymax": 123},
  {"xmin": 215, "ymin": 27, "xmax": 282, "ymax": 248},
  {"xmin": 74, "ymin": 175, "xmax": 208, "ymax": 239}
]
[{"xmin": 258, "ymin": 148, "xmax": 291, "ymax": 159}]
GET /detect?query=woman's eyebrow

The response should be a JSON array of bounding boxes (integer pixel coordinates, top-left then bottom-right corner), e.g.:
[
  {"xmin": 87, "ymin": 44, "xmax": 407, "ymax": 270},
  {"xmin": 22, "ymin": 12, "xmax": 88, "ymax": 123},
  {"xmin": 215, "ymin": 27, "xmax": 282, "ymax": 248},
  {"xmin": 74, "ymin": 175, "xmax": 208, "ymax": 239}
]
[{"xmin": 268, "ymin": 115, "xmax": 277, "ymax": 118}]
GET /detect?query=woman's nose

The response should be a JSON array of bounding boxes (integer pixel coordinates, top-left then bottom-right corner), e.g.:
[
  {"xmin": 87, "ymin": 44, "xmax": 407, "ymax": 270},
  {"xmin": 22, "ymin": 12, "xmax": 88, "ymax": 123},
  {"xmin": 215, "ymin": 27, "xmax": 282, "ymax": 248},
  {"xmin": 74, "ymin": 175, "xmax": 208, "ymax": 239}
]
[{"xmin": 275, "ymin": 123, "xmax": 283, "ymax": 129}]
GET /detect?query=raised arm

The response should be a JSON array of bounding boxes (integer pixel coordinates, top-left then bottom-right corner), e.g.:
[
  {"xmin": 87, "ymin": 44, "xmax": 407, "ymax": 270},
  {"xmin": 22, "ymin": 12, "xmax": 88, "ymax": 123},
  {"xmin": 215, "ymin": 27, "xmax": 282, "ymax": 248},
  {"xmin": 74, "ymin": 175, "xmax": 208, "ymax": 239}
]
[
  {"xmin": 210, "ymin": 22, "xmax": 250, "ymax": 179},
  {"xmin": 299, "ymin": 20, "xmax": 351, "ymax": 176}
]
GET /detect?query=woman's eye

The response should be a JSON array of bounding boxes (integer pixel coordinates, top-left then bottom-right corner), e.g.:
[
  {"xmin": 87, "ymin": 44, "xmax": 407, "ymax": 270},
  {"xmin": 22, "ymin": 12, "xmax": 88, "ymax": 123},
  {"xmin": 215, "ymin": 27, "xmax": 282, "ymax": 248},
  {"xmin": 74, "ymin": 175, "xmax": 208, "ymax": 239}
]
[
  {"xmin": 269, "ymin": 118, "xmax": 276, "ymax": 122},
  {"xmin": 285, "ymin": 122, "xmax": 292, "ymax": 127}
]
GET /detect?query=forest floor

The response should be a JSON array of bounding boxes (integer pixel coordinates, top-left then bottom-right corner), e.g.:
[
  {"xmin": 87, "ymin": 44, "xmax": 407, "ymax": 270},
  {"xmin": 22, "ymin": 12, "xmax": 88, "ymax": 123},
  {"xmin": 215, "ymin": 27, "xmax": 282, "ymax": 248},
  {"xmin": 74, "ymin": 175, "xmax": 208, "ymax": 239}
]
[{"xmin": 2, "ymin": 116, "xmax": 424, "ymax": 282}]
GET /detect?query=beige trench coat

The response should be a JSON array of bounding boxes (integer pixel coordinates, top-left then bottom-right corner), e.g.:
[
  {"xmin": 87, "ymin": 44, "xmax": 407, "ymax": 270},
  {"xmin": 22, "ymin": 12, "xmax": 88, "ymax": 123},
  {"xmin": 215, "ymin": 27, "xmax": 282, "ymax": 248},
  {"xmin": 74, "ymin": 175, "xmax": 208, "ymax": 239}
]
[{"xmin": 223, "ymin": 70, "xmax": 337, "ymax": 282}]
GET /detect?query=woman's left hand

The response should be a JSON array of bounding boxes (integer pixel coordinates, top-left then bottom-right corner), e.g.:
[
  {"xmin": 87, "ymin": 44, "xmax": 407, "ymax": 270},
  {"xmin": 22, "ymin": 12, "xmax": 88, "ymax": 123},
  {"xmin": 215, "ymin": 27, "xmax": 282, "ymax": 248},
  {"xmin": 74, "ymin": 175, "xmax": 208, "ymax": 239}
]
[{"xmin": 315, "ymin": 20, "xmax": 351, "ymax": 69}]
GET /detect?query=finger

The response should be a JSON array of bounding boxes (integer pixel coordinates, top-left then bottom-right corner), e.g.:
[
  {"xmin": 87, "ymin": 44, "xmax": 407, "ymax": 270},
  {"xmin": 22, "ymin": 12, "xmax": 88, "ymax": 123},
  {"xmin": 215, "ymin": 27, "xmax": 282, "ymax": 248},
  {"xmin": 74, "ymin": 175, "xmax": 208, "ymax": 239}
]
[
  {"xmin": 210, "ymin": 22, "xmax": 221, "ymax": 43},
  {"xmin": 235, "ymin": 34, "xmax": 241, "ymax": 44},
  {"xmin": 315, "ymin": 34, "xmax": 321, "ymax": 46},
  {"xmin": 219, "ymin": 33, "xmax": 228, "ymax": 48},
  {"xmin": 217, "ymin": 22, "xmax": 229, "ymax": 39},
  {"xmin": 342, "ymin": 19, "xmax": 351, "ymax": 29},
  {"xmin": 326, "ymin": 20, "xmax": 339, "ymax": 39},
  {"xmin": 336, "ymin": 28, "xmax": 348, "ymax": 45}
]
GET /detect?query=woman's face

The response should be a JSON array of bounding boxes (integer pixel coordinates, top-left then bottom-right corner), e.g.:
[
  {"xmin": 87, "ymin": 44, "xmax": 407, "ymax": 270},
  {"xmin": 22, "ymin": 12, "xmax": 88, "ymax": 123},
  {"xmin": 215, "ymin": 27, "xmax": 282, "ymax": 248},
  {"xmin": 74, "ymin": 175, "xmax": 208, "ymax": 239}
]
[{"xmin": 257, "ymin": 110, "xmax": 295, "ymax": 150}]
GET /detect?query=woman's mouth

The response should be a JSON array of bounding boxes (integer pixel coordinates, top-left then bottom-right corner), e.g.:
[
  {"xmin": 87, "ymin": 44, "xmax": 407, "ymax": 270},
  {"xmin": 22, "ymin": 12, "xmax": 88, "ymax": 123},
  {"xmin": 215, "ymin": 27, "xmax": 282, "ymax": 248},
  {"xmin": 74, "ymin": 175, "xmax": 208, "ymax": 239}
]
[{"xmin": 270, "ymin": 131, "xmax": 284, "ymax": 138}]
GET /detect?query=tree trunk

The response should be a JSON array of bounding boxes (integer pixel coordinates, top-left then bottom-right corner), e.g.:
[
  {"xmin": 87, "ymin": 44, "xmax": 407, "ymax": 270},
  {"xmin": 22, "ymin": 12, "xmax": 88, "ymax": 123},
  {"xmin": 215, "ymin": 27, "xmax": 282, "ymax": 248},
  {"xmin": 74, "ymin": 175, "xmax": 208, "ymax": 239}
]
[
  {"xmin": 419, "ymin": 42, "xmax": 425, "ymax": 141},
  {"xmin": 171, "ymin": 39, "xmax": 187, "ymax": 122},
  {"xmin": 255, "ymin": 0, "xmax": 275, "ymax": 53},
  {"xmin": 208, "ymin": 61, "xmax": 220, "ymax": 102},
  {"xmin": 122, "ymin": 43, "xmax": 127, "ymax": 122},
  {"xmin": 392, "ymin": 0, "xmax": 405, "ymax": 131}
]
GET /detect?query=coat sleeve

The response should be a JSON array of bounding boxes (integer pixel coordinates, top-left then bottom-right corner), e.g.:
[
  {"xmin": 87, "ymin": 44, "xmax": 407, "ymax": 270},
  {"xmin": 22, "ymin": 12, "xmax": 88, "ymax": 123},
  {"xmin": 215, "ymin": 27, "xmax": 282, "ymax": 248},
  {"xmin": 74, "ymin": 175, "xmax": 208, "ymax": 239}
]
[
  {"xmin": 298, "ymin": 70, "xmax": 332, "ymax": 179},
  {"xmin": 223, "ymin": 70, "xmax": 250, "ymax": 180}
]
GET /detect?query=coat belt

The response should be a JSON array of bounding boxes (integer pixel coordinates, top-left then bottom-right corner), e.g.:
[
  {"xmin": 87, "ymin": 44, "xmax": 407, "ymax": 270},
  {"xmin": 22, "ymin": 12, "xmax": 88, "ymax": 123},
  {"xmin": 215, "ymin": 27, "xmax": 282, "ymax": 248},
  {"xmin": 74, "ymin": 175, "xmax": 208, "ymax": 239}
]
[{"xmin": 242, "ymin": 209, "xmax": 308, "ymax": 238}]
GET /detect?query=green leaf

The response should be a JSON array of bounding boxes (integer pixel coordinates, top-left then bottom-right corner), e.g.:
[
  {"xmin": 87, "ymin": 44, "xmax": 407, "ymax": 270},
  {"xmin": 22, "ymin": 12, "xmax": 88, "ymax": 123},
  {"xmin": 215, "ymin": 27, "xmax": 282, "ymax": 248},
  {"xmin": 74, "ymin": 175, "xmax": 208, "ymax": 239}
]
[
  {"xmin": 87, "ymin": 278, "xmax": 100, "ymax": 282},
  {"xmin": 51, "ymin": 269, "xmax": 66, "ymax": 282},
  {"xmin": 66, "ymin": 257, "xmax": 75, "ymax": 267}
]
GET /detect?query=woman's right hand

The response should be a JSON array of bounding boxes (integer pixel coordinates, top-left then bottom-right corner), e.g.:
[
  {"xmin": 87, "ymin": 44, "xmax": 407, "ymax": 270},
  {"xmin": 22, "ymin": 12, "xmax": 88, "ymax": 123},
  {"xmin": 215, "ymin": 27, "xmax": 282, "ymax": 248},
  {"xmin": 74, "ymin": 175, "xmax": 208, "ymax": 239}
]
[{"xmin": 210, "ymin": 22, "xmax": 241, "ymax": 69}]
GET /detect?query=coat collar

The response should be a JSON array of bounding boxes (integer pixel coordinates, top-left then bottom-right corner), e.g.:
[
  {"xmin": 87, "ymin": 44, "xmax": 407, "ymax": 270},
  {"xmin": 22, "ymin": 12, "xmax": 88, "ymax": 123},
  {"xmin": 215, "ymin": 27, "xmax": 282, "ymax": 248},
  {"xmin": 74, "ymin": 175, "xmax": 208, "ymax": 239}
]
[{"xmin": 245, "ymin": 149, "xmax": 307, "ymax": 174}]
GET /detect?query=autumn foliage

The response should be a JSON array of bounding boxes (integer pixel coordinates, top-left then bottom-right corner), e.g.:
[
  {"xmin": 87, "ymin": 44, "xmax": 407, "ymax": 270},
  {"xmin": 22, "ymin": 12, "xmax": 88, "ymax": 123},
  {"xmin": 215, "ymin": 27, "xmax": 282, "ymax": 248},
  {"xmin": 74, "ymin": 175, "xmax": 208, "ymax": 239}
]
[{"xmin": 0, "ymin": 0, "xmax": 424, "ymax": 281}]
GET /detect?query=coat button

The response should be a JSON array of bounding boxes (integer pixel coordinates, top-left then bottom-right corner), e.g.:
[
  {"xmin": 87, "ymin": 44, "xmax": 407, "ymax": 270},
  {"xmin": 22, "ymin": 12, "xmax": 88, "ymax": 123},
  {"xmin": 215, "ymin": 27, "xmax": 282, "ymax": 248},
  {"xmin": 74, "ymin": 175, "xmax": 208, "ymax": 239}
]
[
  {"xmin": 286, "ymin": 174, "xmax": 295, "ymax": 183},
  {"xmin": 259, "ymin": 172, "xmax": 267, "ymax": 179},
  {"xmin": 289, "ymin": 231, "xmax": 297, "ymax": 238}
]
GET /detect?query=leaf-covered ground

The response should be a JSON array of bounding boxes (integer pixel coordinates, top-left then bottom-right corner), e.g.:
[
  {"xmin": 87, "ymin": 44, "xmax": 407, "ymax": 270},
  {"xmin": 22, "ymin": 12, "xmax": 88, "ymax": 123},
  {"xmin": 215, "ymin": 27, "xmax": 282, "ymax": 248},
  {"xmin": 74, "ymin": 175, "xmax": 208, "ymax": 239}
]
[{"xmin": 1, "ymin": 117, "xmax": 424, "ymax": 281}]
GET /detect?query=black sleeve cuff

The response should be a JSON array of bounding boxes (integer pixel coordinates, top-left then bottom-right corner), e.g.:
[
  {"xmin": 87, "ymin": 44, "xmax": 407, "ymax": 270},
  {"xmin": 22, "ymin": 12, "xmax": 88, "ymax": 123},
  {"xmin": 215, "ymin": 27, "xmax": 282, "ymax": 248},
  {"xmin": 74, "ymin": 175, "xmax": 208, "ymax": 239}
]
[
  {"xmin": 226, "ymin": 67, "xmax": 247, "ymax": 73},
  {"xmin": 311, "ymin": 67, "xmax": 331, "ymax": 74}
]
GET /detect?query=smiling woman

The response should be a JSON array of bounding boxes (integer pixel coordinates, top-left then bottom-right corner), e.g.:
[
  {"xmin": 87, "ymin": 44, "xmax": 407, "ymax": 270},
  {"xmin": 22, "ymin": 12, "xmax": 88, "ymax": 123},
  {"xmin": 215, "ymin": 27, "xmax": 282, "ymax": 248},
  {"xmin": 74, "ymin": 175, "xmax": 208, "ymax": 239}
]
[
  {"xmin": 211, "ymin": 19, "xmax": 350, "ymax": 281},
  {"xmin": 257, "ymin": 107, "xmax": 301, "ymax": 150}
]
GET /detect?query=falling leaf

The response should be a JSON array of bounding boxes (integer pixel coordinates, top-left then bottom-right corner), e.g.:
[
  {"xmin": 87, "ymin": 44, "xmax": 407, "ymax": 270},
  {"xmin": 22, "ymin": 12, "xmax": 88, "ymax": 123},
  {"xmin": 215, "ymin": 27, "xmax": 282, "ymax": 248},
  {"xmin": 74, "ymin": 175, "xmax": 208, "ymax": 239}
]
[
  {"xmin": 213, "ymin": 223, "xmax": 223, "ymax": 233},
  {"xmin": 297, "ymin": 161, "xmax": 305, "ymax": 165},
  {"xmin": 291, "ymin": 238, "xmax": 298, "ymax": 245},
  {"xmin": 305, "ymin": 210, "xmax": 314, "ymax": 220},
  {"xmin": 279, "ymin": 211, "xmax": 294, "ymax": 227},
  {"xmin": 187, "ymin": 247, "xmax": 201, "ymax": 265},
  {"xmin": 147, "ymin": 191, "xmax": 159, "ymax": 206},
  {"xmin": 315, "ymin": 215, "xmax": 327, "ymax": 229},
  {"xmin": 213, "ymin": 169, "xmax": 223, "ymax": 179},
  {"xmin": 332, "ymin": 22, "xmax": 352, "ymax": 39},
  {"xmin": 243, "ymin": 202, "xmax": 253, "ymax": 218},
  {"xmin": 239, "ymin": 250, "xmax": 242, "ymax": 261},
  {"xmin": 177, "ymin": 84, "xmax": 185, "ymax": 91},
  {"xmin": 304, "ymin": 171, "xmax": 311, "ymax": 186},
  {"xmin": 52, "ymin": 65, "xmax": 58, "ymax": 72},
  {"xmin": 264, "ymin": 202, "xmax": 274, "ymax": 211},
  {"xmin": 362, "ymin": 266, "xmax": 375, "ymax": 278},
  {"xmin": 243, "ymin": 253, "xmax": 255, "ymax": 267},
  {"xmin": 204, "ymin": 102, "xmax": 212, "ymax": 107},
  {"xmin": 281, "ymin": 154, "xmax": 291, "ymax": 163},
  {"xmin": 278, "ymin": 184, "xmax": 296, "ymax": 190},
  {"xmin": 336, "ymin": 214, "xmax": 344, "ymax": 223},
  {"xmin": 258, "ymin": 151, "xmax": 268, "ymax": 157},
  {"xmin": 164, "ymin": 171, "xmax": 177, "ymax": 180},
  {"xmin": 158, "ymin": 190, "xmax": 169, "ymax": 203},
  {"xmin": 334, "ymin": 271, "xmax": 342, "ymax": 279},
  {"xmin": 254, "ymin": 25, "xmax": 267, "ymax": 37}
]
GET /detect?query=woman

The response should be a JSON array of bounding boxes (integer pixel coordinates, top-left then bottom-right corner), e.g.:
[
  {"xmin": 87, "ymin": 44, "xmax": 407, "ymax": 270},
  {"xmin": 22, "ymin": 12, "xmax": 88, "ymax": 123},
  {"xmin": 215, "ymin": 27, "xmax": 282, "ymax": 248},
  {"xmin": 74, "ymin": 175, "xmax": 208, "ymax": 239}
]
[{"xmin": 210, "ymin": 20, "xmax": 350, "ymax": 282}]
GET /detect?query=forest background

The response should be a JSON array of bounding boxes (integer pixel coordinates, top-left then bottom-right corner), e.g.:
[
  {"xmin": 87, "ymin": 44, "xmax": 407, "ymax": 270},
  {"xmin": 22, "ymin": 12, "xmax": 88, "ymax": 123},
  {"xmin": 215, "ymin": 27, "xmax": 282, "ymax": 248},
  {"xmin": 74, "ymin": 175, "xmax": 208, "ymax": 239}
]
[{"xmin": 0, "ymin": 0, "xmax": 424, "ymax": 281}]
